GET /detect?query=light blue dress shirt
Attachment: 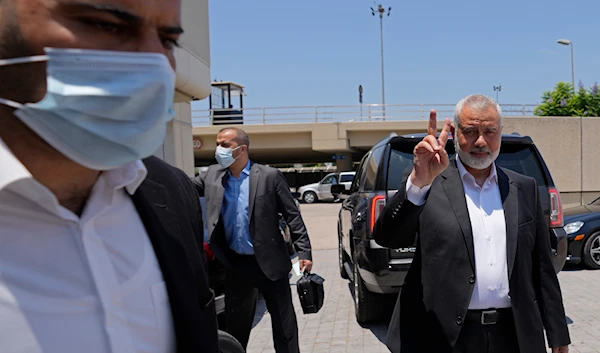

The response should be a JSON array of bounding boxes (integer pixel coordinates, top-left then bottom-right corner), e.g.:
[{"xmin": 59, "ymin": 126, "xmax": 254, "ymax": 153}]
[{"xmin": 221, "ymin": 161, "xmax": 253, "ymax": 254}]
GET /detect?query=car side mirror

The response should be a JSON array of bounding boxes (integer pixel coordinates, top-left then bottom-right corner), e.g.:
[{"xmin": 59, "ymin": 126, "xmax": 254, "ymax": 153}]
[{"xmin": 331, "ymin": 184, "xmax": 346, "ymax": 195}]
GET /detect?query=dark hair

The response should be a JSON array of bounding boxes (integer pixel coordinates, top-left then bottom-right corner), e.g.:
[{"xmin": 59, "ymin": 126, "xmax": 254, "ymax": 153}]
[{"xmin": 219, "ymin": 127, "xmax": 250, "ymax": 148}]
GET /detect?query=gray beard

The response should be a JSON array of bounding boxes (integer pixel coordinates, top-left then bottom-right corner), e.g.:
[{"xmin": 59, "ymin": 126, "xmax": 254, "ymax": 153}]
[{"xmin": 454, "ymin": 139, "xmax": 500, "ymax": 170}]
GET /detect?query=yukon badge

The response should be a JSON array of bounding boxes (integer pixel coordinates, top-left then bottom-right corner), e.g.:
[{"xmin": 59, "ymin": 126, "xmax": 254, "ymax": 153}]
[{"xmin": 394, "ymin": 247, "xmax": 416, "ymax": 253}]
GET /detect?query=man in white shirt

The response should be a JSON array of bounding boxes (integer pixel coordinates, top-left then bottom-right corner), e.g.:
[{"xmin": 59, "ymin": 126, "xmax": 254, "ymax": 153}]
[
  {"xmin": 373, "ymin": 94, "xmax": 570, "ymax": 353},
  {"xmin": 0, "ymin": 1, "xmax": 218, "ymax": 352}
]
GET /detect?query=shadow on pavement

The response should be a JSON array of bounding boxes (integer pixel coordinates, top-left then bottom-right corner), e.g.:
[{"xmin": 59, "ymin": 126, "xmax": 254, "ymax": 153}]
[
  {"xmin": 562, "ymin": 263, "xmax": 585, "ymax": 272},
  {"xmin": 346, "ymin": 282, "xmax": 395, "ymax": 345}
]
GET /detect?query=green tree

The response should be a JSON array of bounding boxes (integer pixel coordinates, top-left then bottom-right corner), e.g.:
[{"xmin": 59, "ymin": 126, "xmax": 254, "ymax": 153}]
[{"xmin": 534, "ymin": 81, "xmax": 600, "ymax": 117}]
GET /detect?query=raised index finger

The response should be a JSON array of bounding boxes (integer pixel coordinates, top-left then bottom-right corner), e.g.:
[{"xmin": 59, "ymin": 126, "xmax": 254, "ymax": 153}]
[
  {"xmin": 427, "ymin": 109, "xmax": 437, "ymax": 136},
  {"xmin": 438, "ymin": 118, "xmax": 452, "ymax": 146}
]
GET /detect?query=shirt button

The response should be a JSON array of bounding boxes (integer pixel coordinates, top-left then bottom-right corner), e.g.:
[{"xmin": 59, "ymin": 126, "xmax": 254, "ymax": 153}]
[{"xmin": 469, "ymin": 275, "xmax": 475, "ymax": 284}]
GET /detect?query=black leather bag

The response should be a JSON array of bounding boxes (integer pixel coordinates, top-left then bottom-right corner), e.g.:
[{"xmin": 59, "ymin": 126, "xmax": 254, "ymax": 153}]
[{"xmin": 296, "ymin": 272, "xmax": 325, "ymax": 314}]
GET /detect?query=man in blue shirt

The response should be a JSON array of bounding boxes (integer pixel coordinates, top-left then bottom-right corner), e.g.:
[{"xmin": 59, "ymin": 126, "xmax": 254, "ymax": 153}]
[
  {"xmin": 221, "ymin": 159, "xmax": 253, "ymax": 254},
  {"xmin": 194, "ymin": 127, "xmax": 312, "ymax": 353}
]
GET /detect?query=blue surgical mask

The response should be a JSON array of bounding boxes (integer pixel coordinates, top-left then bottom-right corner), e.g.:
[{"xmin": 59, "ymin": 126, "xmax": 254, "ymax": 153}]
[
  {"xmin": 215, "ymin": 145, "xmax": 242, "ymax": 168},
  {"xmin": 0, "ymin": 47, "xmax": 176, "ymax": 170}
]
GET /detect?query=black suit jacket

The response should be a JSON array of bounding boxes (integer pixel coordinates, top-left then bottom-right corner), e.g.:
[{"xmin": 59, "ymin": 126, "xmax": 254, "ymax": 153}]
[
  {"xmin": 193, "ymin": 162, "xmax": 312, "ymax": 281},
  {"xmin": 373, "ymin": 160, "xmax": 570, "ymax": 353},
  {"xmin": 131, "ymin": 157, "xmax": 218, "ymax": 353}
]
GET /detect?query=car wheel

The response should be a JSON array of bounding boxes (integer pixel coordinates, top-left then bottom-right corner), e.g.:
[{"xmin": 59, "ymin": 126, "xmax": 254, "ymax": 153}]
[
  {"xmin": 352, "ymin": 260, "xmax": 384, "ymax": 324},
  {"xmin": 303, "ymin": 191, "xmax": 317, "ymax": 204},
  {"xmin": 218, "ymin": 330, "xmax": 245, "ymax": 353},
  {"xmin": 582, "ymin": 231, "xmax": 600, "ymax": 270}
]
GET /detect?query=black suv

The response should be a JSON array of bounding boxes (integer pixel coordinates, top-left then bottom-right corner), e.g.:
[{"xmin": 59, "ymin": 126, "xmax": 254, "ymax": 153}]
[{"xmin": 333, "ymin": 132, "xmax": 567, "ymax": 324}]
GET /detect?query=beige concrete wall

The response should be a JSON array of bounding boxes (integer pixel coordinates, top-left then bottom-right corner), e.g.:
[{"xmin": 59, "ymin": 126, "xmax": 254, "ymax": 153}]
[
  {"xmin": 154, "ymin": 102, "xmax": 195, "ymax": 176},
  {"xmin": 502, "ymin": 117, "xmax": 599, "ymax": 208},
  {"xmin": 155, "ymin": 0, "xmax": 210, "ymax": 174},
  {"xmin": 174, "ymin": 0, "xmax": 211, "ymax": 100}
]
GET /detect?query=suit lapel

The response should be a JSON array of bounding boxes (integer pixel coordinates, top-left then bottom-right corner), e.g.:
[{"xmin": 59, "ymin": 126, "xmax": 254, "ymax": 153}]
[
  {"xmin": 131, "ymin": 176, "xmax": 197, "ymax": 349},
  {"xmin": 214, "ymin": 168, "xmax": 227, "ymax": 210},
  {"xmin": 498, "ymin": 168, "xmax": 519, "ymax": 279},
  {"xmin": 248, "ymin": 163, "xmax": 260, "ymax": 220},
  {"xmin": 441, "ymin": 161, "xmax": 475, "ymax": 272},
  {"xmin": 132, "ymin": 178, "xmax": 183, "ymax": 248}
]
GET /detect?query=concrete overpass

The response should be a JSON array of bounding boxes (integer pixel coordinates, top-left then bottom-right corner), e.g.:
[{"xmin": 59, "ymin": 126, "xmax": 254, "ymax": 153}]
[
  {"xmin": 192, "ymin": 107, "xmax": 600, "ymax": 208},
  {"xmin": 192, "ymin": 120, "xmax": 435, "ymax": 170},
  {"xmin": 191, "ymin": 103, "xmax": 538, "ymax": 170}
]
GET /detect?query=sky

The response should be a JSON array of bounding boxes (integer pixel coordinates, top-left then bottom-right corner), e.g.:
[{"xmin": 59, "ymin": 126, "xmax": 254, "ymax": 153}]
[{"xmin": 192, "ymin": 0, "xmax": 598, "ymax": 112}]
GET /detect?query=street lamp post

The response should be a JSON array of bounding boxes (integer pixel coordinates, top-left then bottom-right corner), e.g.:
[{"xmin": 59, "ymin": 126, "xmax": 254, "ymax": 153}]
[
  {"xmin": 371, "ymin": 4, "xmax": 391, "ymax": 119},
  {"xmin": 557, "ymin": 39, "xmax": 575, "ymax": 92},
  {"xmin": 557, "ymin": 38, "xmax": 583, "ymax": 203},
  {"xmin": 493, "ymin": 84, "xmax": 502, "ymax": 103}
]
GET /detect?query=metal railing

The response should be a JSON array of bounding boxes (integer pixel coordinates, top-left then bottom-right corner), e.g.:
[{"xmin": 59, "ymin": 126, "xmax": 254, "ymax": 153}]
[{"xmin": 191, "ymin": 103, "xmax": 538, "ymax": 126}]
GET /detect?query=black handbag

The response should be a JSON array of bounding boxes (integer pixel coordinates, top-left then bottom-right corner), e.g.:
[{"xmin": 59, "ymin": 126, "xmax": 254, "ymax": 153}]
[{"xmin": 296, "ymin": 272, "xmax": 325, "ymax": 314}]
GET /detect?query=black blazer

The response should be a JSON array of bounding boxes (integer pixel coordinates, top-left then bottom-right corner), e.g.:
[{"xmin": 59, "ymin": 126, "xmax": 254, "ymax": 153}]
[
  {"xmin": 131, "ymin": 157, "xmax": 218, "ymax": 353},
  {"xmin": 193, "ymin": 162, "xmax": 312, "ymax": 281},
  {"xmin": 373, "ymin": 160, "xmax": 570, "ymax": 353}
]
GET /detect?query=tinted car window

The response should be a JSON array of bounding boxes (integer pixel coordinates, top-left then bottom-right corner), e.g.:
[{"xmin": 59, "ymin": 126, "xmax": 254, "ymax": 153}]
[
  {"xmin": 340, "ymin": 174, "xmax": 355, "ymax": 183},
  {"xmin": 386, "ymin": 141, "xmax": 547, "ymax": 190},
  {"xmin": 364, "ymin": 146, "xmax": 384, "ymax": 191},
  {"xmin": 352, "ymin": 153, "xmax": 369, "ymax": 191},
  {"xmin": 494, "ymin": 144, "xmax": 546, "ymax": 186},
  {"xmin": 387, "ymin": 149, "xmax": 415, "ymax": 190}
]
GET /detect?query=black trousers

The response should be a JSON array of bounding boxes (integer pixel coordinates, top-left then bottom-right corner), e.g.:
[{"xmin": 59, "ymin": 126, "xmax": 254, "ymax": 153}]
[
  {"xmin": 453, "ymin": 309, "xmax": 520, "ymax": 353},
  {"xmin": 224, "ymin": 252, "xmax": 299, "ymax": 353}
]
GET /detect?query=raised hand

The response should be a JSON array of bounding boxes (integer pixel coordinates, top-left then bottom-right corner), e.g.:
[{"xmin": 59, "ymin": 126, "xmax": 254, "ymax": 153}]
[{"xmin": 410, "ymin": 110, "xmax": 452, "ymax": 188}]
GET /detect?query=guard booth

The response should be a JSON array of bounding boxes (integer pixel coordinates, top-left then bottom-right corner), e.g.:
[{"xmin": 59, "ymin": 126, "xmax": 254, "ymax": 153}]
[{"xmin": 209, "ymin": 81, "xmax": 245, "ymax": 125}]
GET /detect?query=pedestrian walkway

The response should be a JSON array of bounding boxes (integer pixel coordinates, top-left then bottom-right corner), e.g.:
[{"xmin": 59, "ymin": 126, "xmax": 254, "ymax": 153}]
[{"xmin": 246, "ymin": 249, "xmax": 600, "ymax": 353}]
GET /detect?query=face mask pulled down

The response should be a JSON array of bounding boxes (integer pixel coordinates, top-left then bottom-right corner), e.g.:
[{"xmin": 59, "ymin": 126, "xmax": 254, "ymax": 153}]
[{"xmin": 0, "ymin": 48, "xmax": 176, "ymax": 171}]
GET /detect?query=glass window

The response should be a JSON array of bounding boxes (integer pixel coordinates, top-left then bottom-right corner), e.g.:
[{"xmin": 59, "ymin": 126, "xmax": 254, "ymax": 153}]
[
  {"xmin": 364, "ymin": 146, "xmax": 384, "ymax": 191},
  {"xmin": 387, "ymin": 149, "xmax": 416, "ymax": 191},
  {"xmin": 386, "ymin": 142, "xmax": 547, "ymax": 190},
  {"xmin": 352, "ymin": 153, "xmax": 370, "ymax": 192},
  {"xmin": 322, "ymin": 175, "xmax": 337, "ymax": 185},
  {"xmin": 339, "ymin": 174, "xmax": 355, "ymax": 183}
]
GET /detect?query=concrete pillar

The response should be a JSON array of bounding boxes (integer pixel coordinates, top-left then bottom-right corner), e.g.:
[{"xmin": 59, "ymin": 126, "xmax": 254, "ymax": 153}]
[
  {"xmin": 153, "ymin": 101, "xmax": 195, "ymax": 176},
  {"xmin": 335, "ymin": 152, "xmax": 353, "ymax": 172}
]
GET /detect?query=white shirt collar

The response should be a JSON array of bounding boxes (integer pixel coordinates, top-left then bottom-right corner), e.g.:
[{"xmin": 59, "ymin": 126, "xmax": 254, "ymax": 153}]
[
  {"xmin": 102, "ymin": 160, "xmax": 148, "ymax": 195},
  {"xmin": 0, "ymin": 138, "xmax": 147, "ymax": 196},
  {"xmin": 0, "ymin": 138, "xmax": 38, "ymax": 192},
  {"xmin": 455, "ymin": 155, "xmax": 498, "ymax": 186}
]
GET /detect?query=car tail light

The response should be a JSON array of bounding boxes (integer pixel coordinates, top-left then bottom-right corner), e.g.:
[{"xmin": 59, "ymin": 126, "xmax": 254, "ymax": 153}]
[
  {"xmin": 548, "ymin": 187, "xmax": 563, "ymax": 228},
  {"xmin": 370, "ymin": 195, "xmax": 386, "ymax": 233}
]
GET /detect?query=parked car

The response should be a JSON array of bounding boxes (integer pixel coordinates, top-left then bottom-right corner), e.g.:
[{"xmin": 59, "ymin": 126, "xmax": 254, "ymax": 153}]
[
  {"xmin": 332, "ymin": 132, "xmax": 567, "ymax": 324},
  {"xmin": 563, "ymin": 196, "xmax": 600, "ymax": 269},
  {"xmin": 298, "ymin": 171, "xmax": 356, "ymax": 204}
]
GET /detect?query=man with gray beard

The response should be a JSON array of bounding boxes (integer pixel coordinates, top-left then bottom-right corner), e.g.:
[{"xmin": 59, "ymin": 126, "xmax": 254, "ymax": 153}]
[{"xmin": 373, "ymin": 94, "xmax": 570, "ymax": 353}]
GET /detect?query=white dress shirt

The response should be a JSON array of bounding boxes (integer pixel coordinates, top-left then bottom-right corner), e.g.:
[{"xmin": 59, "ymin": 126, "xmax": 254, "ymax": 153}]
[
  {"xmin": 0, "ymin": 139, "xmax": 175, "ymax": 353},
  {"xmin": 406, "ymin": 157, "xmax": 511, "ymax": 310}
]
